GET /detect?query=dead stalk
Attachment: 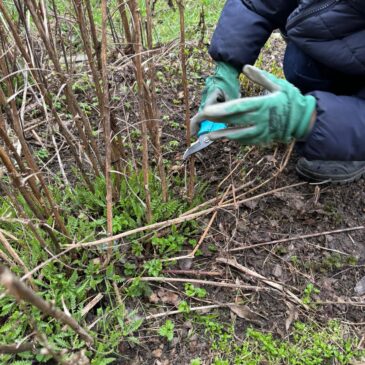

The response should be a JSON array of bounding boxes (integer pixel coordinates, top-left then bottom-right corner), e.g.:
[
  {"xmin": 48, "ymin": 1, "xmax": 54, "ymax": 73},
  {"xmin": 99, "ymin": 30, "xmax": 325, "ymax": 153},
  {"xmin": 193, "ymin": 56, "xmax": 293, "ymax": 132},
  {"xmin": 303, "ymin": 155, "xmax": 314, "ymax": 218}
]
[
  {"xmin": 0, "ymin": 2, "xmax": 95, "ymax": 191},
  {"xmin": 145, "ymin": 302, "xmax": 238, "ymax": 320},
  {"xmin": 0, "ymin": 342, "xmax": 35, "ymax": 354},
  {"xmin": 177, "ymin": 0, "xmax": 195, "ymax": 201},
  {"xmin": 130, "ymin": 0, "xmax": 152, "ymax": 223},
  {"xmin": 117, "ymin": 0, "xmax": 132, "ymax": 47},
  {"xmin": 229, "ymin": 226, "xmax": 365, "ymax": 253},
  {"xmin": 84, "ymin": 0, "xmax": 102, "ymax": 71},
  {"xmin": 0, "ymin": 232, "xmax": 30, "ymax": 276},
  {"xmin": 144, "ymin": 0, "xmax": 168, "ymax": 202},
  {"xmin": 101, "ymin": 0, "xmax": 114, "ymax": 265},
  {"xmin": 138, "ymin": 277, "xmax": 264, "ymax": 291},
  {"xmin": 24, "ymin": 0, "xmax": 103, "ymax": 175},
  {"xmin": 190, "ymin": 185, "xmax": 231, "ymax": 257},
  {"xmin": 0, "ymin": 67, "xmax": 69, "ymax": 237},
  {"xmin": 216, "ymin": 257, "xmax": 309, "ymax": 310},
  {"xmin": 0, "ymin": 145, "xmax": 61, "ymax": 249},
  {"xmin": 0, "ymin": 266, "xmax": 94, "ymax": 345},
  {"xmin": 0, "ymin": 180, "xmax": 55, "ymax": 253},
  {"xmin": 22, "ymin": 181, "xmax": 309, "ymax": 281}
]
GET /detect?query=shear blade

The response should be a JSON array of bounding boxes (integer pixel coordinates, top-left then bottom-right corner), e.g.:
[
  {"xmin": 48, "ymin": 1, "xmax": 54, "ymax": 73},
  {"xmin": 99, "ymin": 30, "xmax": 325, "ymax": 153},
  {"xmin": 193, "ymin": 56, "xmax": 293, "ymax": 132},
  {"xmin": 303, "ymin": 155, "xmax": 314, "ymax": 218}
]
[{"xmin": 183, "ymin": 134, "xmax": 214, "ymax": 160}]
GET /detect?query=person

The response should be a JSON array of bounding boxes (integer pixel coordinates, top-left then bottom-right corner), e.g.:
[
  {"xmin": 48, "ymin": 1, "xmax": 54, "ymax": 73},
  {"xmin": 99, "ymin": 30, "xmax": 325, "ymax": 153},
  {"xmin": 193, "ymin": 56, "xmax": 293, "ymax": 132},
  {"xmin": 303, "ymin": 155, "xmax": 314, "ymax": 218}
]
[{"xmin": 191, "ymin": 0, "xmax": 365, "ymax": 183}]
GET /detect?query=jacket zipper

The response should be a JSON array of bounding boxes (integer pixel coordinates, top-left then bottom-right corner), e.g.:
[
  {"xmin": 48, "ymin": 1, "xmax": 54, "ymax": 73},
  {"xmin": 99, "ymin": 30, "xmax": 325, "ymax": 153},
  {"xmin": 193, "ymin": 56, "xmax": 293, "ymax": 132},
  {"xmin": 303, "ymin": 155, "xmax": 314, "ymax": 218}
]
[{"xmin": 287, "ymin": 0, "xmax": 341, "ymax": 29}]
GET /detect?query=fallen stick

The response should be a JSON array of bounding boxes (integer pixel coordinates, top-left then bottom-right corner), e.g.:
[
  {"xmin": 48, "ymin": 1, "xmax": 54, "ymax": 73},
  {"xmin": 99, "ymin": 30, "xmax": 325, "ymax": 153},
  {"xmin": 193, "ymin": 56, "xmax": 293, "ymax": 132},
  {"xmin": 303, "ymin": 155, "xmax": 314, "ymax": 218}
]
[
  {"xmin": 145, "ymin": 302, "xmax": 237, "ymax": 320},
  {"xmin": 314, "ymin": 300, "xmax": 365, "ymax": 307},
  {"xmin": 216, "ymin": 257, "xmax": 309, "ymax": 310},
  {"xmin": 0, "ymin": 266, "xmax": 93, "ymax": 345},
  {"xmin": 138, "ymin": 277, "xmax": 265, "ymax": 291},
  {"xmin": 229, "ymin": 226, "xmax": 365, "ymax": 252},
  {"xmin": 0, "ymin": 342, "xmax": 35, "ymax": 354},
  {"xmin": 162, "ymin": 269, "xmax": 222, "ymax": 277},
  {"xmin": 190, "ymin": 184, "xmax": 231, "ymax": 257}
]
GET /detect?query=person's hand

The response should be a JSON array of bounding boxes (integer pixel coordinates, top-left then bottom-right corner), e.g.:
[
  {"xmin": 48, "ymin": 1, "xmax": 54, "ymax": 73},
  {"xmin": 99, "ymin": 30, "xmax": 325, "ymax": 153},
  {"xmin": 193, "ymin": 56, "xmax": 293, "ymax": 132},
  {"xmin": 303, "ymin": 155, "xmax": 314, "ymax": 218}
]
[
  {"xmin": 199, "ymin": 62, "xmax": 241, "ymax": 111},
  {"xmin": 192, "ymin": 65, "xmax": 317, "ymax": 145}
]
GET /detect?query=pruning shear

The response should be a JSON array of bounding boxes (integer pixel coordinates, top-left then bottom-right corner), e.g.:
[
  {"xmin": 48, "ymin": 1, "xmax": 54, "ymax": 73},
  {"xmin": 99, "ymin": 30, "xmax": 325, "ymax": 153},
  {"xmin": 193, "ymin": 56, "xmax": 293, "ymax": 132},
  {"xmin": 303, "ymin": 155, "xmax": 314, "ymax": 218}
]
[{"xmin": 183, "ymin": 120, "xmax": 226, "ymax": 160}]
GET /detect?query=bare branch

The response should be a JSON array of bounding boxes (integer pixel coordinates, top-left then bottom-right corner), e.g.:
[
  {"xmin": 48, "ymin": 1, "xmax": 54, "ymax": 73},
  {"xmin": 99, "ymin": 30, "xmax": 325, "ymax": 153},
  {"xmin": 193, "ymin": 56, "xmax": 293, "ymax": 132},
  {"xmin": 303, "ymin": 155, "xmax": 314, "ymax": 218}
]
[{"xmin": 0, "ymin": 266, "xmax": 94, "ymax": 345}]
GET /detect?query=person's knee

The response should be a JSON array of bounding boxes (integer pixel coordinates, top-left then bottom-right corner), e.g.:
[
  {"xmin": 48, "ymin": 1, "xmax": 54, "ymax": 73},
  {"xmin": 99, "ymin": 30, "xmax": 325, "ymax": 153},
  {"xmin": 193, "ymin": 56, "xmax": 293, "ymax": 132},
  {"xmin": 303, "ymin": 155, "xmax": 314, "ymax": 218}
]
[{"xmin": 283, "ymin": 42, "xmax": 332, "ymax": 93}]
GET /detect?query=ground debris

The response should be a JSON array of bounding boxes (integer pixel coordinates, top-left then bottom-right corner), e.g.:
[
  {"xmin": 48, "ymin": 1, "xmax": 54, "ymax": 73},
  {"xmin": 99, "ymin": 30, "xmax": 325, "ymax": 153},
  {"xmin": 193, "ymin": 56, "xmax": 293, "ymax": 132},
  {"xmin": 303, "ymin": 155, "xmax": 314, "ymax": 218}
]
[
  {"xmin": 229, "ymin": 304, "xmax": 264, "ymax": 325},
  {"xmin": 354, "ymin": 276, "xmax": 365, "ymax": 296}
]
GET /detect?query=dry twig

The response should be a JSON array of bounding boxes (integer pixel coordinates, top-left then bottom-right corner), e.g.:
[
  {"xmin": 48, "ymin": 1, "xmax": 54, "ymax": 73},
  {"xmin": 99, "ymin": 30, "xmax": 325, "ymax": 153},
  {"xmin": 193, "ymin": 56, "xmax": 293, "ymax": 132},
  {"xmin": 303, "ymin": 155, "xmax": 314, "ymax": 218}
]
[
  {"xmin": 216, "ymin": 257, "xmax": 309, "ymax": 309},
  {"xmin": 229, "ymin": 226, "xmax": 365, "ymax": 252},
  {"xmin": 0, "ymin": 266, "xmax": 93, "ymax": 345},
  {"xmin": 0, "ymin": 342, "xmax": 35, "ymax": 354}
]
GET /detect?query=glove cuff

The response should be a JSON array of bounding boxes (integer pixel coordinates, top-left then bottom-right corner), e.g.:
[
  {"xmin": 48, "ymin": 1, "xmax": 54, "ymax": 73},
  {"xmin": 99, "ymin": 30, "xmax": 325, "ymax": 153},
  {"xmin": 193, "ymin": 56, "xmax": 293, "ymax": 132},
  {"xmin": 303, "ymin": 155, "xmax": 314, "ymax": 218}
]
[
  {"xmin": 294, "ymin": 95, "xmax": 317, "ymax": 140},
  {"xmin": 215, "ymin": 62, "xmax": 240, "ymax": 80}
]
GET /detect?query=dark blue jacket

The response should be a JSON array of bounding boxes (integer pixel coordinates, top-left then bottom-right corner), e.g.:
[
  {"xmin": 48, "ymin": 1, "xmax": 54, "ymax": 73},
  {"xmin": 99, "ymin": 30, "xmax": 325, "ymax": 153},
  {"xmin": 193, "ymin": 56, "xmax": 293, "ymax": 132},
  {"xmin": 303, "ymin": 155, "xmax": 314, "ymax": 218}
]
[{"xmin": 209, "ymin": 0, "xmax": 365, "ymax": 161}]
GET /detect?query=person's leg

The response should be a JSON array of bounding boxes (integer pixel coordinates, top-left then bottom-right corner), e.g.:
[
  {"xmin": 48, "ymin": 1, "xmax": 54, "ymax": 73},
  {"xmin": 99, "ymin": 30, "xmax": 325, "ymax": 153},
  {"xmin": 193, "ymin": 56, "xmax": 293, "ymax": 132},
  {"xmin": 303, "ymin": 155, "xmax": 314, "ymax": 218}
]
[
  {"xmin": 283, "ymin": 42, "xmax": 365, "ymax": 95},
  {"xmin": 284, "ymin": 42, "xmax": 365, "ymax": 183},
  {"xmin": 283, "ymin": 42, "xmax": 333, "ymax": 94}
]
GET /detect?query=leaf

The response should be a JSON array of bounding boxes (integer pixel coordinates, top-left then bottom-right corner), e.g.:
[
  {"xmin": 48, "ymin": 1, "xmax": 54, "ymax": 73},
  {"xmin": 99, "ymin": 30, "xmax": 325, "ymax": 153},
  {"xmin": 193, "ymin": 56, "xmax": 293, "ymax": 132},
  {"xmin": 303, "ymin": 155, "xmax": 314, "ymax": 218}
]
[
  {"xmin": 91, "ymin": 358, "xmax": 115, "ymax": 365},
  {"xmin": 285, "ymin": 303, "xmax": 298, "ymax": 332},
  {"xmin": 159, "ymin": 320, "xmax": 174, "ymax": 341},
  {"xmin": 157, "ymin": 289, "xmax": 180, "ymax": 306},
  {"xmin": 229, "ymin": 305, "xmax": 263, "ymax": 325}
]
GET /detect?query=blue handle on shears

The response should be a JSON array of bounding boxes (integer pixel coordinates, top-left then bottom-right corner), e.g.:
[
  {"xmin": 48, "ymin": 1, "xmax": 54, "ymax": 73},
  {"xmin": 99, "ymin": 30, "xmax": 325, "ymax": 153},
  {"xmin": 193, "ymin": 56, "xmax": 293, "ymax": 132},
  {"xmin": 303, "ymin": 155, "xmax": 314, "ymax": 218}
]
[{"xmin": 197, "ymin": 120, "xmax": 226, "ymax": 137}]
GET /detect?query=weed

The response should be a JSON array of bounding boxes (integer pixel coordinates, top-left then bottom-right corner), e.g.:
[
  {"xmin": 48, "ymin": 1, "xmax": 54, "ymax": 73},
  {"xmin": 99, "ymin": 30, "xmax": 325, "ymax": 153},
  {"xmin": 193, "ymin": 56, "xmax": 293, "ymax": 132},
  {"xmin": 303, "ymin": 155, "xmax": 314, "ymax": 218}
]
[
  {"xmin": 159, "ymin": 320, "xmax": 175, "ymax": 342},
  {"xmin": 36, "ymin": 148, "xmax": 49, "ymax": 161},
  {"xmin": 184, "ymin": 283, "xmax": 207, "ymax": 299},
  {"xmin": 152, "ymin": 231, "xmax": 185, "ymax": 256},
  {"xmin": 178, "ymin": 300, "xmax": 191, "ymax": 314},
  {"xmin": 126, "ymin": 278, "xmax": 151, "ymax": 298},
  {"xmin": 131, "ymin": 240, "xmax": 143, "ymax": 257},
  {"xmin": 213, "ymin": 359, "xmax": 229, "ymax": 365},
  {"xmin": 302, "ymin": 283, "xmax": 320, "ymax": 305},
  {"xmin": 192, "ymin": 312, "xmax": 364, "ymax": 365},
  {"xmin": 143, "ymin": 259, "xmax": 163, "ymax": 277}
]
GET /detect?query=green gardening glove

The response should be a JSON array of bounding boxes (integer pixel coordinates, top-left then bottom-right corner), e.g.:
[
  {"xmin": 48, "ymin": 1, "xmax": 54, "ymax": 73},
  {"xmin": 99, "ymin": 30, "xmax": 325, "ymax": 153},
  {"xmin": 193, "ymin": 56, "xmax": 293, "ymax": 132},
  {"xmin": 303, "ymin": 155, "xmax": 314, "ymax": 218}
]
[
  {"xmin": 191, "ymin": 65, "xmax": 317, "ymax": 144},
  {"xmin": 200, "ymin": 62, "xmax": 241, "ymax": 111}
]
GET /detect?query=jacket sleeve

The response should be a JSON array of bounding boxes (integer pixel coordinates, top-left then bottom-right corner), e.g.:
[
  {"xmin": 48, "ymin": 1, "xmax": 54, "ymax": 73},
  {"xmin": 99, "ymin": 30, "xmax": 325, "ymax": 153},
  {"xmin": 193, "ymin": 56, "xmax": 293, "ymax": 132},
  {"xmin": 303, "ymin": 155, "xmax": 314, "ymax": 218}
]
[
  {"xmin": 209, "ymin": 0, "xmax": 297, "ymax": 71},
  {"xmin": 303, "ymin": 89, "xmax": 365, "ymax": 161}
]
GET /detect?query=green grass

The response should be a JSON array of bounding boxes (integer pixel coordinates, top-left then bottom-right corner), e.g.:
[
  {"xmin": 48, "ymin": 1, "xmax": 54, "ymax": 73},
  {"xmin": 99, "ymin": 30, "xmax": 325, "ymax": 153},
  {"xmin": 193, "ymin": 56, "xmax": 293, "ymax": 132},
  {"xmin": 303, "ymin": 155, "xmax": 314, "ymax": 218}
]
[
  {"xmin": 192, "ymin": 313, "xmax": 365, "ymax": 365},
  {"xmin": 33, "ymin": 0, "xmax": 223, "ymax": 44}
]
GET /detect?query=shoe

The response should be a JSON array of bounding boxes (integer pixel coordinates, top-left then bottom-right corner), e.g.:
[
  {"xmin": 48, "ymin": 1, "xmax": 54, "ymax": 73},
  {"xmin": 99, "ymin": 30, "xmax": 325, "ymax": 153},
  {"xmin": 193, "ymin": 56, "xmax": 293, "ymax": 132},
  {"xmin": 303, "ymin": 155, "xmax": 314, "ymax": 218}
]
[{"xmin": 296, "ymin": 157, "xmax": 365, "ymax": 184}]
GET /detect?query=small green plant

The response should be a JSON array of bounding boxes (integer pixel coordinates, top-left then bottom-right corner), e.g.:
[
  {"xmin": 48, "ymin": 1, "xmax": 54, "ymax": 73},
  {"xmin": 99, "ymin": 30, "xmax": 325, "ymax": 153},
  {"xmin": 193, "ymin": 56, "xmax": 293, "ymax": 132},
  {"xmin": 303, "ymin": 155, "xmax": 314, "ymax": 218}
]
[
  {"xmin": 190, "ymin": 358, "xmax": 202, "ymax": 365},
  {"xmin": 178, "ymin": 300, "xmax": 191, "ymax": 313},
  {"xmin": 36, "ymin": 148, "xmax": 49, "ymax": 161},
  {"xmin": 123, "ymin": 262, "xmax": 137, "ymax": 276},
  {"xmin": 151, "ymin": 231, "xmax": 186, "ymax": 256},
  {"xmin": 213, "ymin": 359, "xmax": 229, "ymax": 365},
  {"xmin": 143, "ymin": 259, "xmax": 163, "ymax": 277},
  {"xmin": 302, "ymin": 283, "xmax": 320, "ymax": 305},
  {"xmin": 184, "ymin": 283, "xmax": 207, "ymax": 298},
  {"xmin": 130, "ymin": 129, "xmax": 141, "ymax": 140},
  {"xmin": 126, "ymin": 278, "xmax": 151, "ymax": 298},
  {"xmin": 169, "ymin": 120, "xmax": 180, "ymax": 129},
  {"xmin": 159, "ymin": 320, "xmax": 175, "ymax": 342},
  {"xmin": 194, "ymin": 314, "xmax": 364, "ymax": 365},
  {"xmin": 131, "ymin": 240, "xmax": 143, "ymax": 257},
  {"xmin": 290, "ymin": 255, "xmax": 299, "ymax": 266}
]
